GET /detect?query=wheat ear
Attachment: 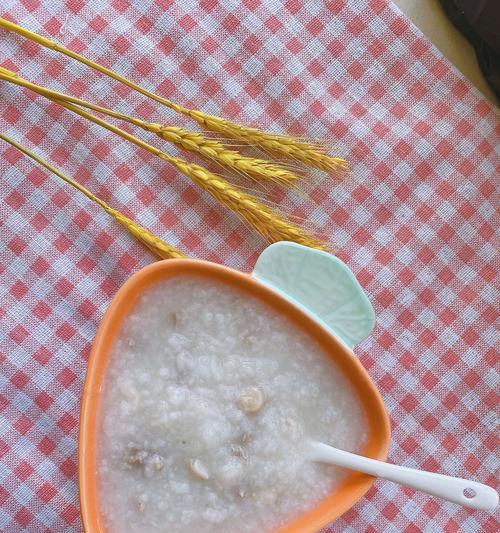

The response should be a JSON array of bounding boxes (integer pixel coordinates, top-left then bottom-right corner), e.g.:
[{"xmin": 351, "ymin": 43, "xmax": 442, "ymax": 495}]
[
  {"xmin": 133, "ymin": 121, "xmax": 300, "ymax": 186},
  {"xmin": 0, "ymin": 17, "xmax": 346, "ymax": 173},
  {"xmin": 0, "ymin": 72, "xmax": 325, "ymax": 248},
  {"xmin": 185, "ymin": 110, "xmax": 348, "ymax": 172},
  {"xmin": 60, "ymin": 103, "xmax": 325, "ymax": 249},
  {"xmin": 0, "ymin": 67, "xmax": 298, "ymax": 186},
  {"xmin": 0, "ymin": 133, "xmax": 185, "ymax": 260},
  {"xmin": 170, "ymin": 156, "xmax": 327, "ymax": 248}
]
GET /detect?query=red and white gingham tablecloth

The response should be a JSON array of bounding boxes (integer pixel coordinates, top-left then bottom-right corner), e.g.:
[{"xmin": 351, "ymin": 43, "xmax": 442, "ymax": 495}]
[{"xmin": 0, "ymin": 1, "xmax": 498, "ymax": 531}]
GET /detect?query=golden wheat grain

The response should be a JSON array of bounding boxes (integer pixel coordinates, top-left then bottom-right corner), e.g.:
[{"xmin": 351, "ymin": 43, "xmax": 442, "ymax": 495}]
[
  {"xmin": 0, "ymin": 67, "xmax": 299, "ymax": 186},
  {"xmin": 54, "ymin": 104, "xmax": 325, "ymax": 247},
  {"xmin": 185, "ymin": 109, "xmax": 348, "ymax": 173},
  {"xmin": 91, "ymin": 108, "xmax": 325, "ymax": 248},
  {"xmin": 169, "ymin": 157, "xmax": 327, "ymax": 249},
  {"xmin": 0, "ymin": 71, "xmax": 326, "ymax": 249},
  {"xmin": 107, "ymin": 207, "xmax": 185, "ymax": 259},
  {"xmin": 0, "ymin": 133, "xmax": 185, "ymax": 260},
  {"xmin": 0, "ymin": 18, "xmax": 347, "ymax": 174},
  {"xmin": 134, "ymin": 121, "xmax": 300, "ymax": 185}
]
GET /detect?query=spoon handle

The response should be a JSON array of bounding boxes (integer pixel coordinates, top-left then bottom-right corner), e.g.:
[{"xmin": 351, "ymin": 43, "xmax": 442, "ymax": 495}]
[{"xmin": 309, "ymin": 442, "xmax": 498, "ymax": 511}]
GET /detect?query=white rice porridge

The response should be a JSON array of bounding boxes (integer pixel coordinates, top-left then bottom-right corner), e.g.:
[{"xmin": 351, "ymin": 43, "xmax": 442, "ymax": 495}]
[{"xmin": 98, "ymin": 275, "xmax": 366, "ymax": 533}]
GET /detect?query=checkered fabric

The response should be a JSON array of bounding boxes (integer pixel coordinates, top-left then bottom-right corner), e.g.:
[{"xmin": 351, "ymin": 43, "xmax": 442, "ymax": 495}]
[{"xmin": 0, "ymin": 0, "xmax": 498, "ymax": 531}]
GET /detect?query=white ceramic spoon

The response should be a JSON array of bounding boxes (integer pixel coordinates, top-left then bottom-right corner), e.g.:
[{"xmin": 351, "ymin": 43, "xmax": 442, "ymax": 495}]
[{"xmin": 307, "ymin": 441, "xmax": 498, "ymax": 510}]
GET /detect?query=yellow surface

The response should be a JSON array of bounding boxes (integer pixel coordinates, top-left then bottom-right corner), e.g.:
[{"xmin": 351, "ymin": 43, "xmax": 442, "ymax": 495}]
[{"xmin": 394, "ymin": 0, "xmax": 497, "ymax": 104}]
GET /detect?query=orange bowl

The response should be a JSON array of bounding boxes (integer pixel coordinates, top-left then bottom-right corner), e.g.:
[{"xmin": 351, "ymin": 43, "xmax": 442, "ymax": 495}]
[{"xmin": 79, "ymin": 258, "xmax": 391, "ymax": 533}]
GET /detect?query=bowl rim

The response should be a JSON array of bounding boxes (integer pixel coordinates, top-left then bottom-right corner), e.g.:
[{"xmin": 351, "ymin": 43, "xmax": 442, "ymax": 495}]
[{"xmin": 79, "ymin": 258, "xmax": 391, "ymax": 533}]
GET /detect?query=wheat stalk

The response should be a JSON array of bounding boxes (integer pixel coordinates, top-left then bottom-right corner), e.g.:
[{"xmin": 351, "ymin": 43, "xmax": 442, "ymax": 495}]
[
  {"xmin": 0, "ymin": 67, "xmax": 299, "ymax": 186},
  {"xmin": 0, "ymin": 17, "xmax": 347, "ymax": 173},
  {"xmin": 0, "ymin": 71, "xmax": 326, "ymax": 249},
  {"xmin": 0, "ymin": 133, "xmax": 185, "ymax": 260}
]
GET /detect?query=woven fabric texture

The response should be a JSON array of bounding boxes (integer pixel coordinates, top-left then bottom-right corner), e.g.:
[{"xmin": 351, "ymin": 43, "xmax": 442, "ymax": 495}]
[{"xmin": 0, "ymin": 1, "xmax": 498, "ymax": 531}]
